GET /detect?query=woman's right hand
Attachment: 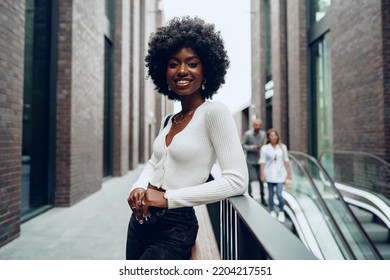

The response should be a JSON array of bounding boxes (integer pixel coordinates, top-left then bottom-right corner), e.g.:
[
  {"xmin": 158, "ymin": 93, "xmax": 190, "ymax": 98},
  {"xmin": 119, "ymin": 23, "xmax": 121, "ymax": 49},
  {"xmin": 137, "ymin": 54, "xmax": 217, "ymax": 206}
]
[
  {"xmin": 127, "ymin": 188, "xmax": 146, "ymax": 224},
  {"xmin": 261, "ymin": 175, "xmax": 266, "ymax": 183}
]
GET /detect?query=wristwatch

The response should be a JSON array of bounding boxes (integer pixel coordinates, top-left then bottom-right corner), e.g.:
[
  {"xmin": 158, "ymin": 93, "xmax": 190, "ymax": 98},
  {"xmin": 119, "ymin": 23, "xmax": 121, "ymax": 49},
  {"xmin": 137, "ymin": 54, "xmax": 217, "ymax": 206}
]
[{"xmin": 163, "ymin": 191, "xmax": 169, "ymax": 207}]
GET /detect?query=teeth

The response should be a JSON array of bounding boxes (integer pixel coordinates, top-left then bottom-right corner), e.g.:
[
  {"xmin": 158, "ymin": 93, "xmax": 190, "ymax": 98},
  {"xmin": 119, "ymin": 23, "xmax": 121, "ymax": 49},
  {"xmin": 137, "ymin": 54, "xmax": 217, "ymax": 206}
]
[{"xmin": 177, "ymin": 80, "xmax": 190, "ymax": 84}]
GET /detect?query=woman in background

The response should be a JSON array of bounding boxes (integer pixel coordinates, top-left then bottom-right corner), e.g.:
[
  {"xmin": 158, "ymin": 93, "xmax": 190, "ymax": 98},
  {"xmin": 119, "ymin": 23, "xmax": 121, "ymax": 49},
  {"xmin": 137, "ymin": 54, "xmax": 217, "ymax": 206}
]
[{"xmin": 260, "ymin": 129, "xmax": 291, "ymax": 223}]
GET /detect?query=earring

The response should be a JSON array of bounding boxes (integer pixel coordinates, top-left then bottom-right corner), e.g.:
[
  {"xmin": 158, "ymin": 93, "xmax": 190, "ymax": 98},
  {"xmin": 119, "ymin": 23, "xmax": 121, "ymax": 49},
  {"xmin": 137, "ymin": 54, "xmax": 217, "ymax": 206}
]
[
  {"xmin": 202, "ymin": 79, "xmax": 207, "ymax": 90},
  {"xmin": 168, "ymin": 85, "xmax": 172, "ymax": 91}
]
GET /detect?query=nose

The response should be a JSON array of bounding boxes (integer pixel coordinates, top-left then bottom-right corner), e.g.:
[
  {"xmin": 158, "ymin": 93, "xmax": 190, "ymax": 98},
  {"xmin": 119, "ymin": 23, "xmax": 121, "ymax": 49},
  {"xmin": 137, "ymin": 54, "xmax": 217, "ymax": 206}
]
[{"xmin": 178, "ymin": 64, "xmax": 188, "ymax": 76}]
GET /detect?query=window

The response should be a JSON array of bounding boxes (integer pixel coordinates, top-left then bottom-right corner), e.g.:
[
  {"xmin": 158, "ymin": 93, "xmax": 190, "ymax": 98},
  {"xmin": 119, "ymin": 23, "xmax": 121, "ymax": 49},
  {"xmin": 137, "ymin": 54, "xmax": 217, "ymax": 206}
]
[
  {"xmin": 312, "ymin": 34, "xmax": 333, "ymax": 157},
  {"xmin": 103, "ymin": 0, "xmax": 115, "ymax": 177},
  {"xmin": 308, "ymin": 0, "xmax": 333, "ymax": 157},
  {"xmin": 312, "ymin": 0, "xmax": 331, "ymax": 23}
]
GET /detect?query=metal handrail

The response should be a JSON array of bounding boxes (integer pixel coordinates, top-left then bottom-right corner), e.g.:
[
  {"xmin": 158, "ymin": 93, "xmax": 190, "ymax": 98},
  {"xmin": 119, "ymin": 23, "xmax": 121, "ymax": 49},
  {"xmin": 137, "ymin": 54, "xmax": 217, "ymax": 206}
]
[
  {"xmin": 290, "ymin": 151, "xmax": 382, "ymax": 260},
  {"xmin": 208, "ymin": 195, "xmax": 317, "ymax": 260},
  {"xmin": 206, "ymin": 167, "xmax": 317, "ymax": 260},
  {"xmin": 320, "ymin": 150, "xmax": 390, "ymax": 168}
]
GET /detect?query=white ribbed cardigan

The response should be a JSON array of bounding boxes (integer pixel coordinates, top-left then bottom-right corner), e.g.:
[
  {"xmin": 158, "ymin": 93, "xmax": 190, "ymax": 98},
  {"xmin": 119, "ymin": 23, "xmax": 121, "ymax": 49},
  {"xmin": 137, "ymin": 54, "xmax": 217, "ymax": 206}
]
[{"xmin": 131, "ymin": 101, "xmax": 248, "ymax": 209}]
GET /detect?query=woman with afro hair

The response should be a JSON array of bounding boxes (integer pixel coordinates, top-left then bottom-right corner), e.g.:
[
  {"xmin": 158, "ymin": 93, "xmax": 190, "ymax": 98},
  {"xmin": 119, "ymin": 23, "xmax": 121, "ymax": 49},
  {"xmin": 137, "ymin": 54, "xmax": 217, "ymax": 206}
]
[{"xmin": 126, "ymin": 16, "xmax": 248, "ymax": 260}]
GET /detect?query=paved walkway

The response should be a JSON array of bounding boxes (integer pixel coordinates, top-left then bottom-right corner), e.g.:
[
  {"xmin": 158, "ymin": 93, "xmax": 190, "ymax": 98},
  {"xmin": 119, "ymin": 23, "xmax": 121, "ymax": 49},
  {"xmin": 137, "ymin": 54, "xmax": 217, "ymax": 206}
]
[{"xmin": 0, "ymin": 165, "xmax": 144, "ymax": 260}]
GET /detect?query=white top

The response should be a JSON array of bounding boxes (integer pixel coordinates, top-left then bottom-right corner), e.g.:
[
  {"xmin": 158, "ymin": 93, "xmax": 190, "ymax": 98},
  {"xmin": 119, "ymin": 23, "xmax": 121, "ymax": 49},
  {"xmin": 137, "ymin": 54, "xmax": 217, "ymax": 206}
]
[
  {"xmin": 131, "ymin": 101, "xmax": 248, "ymax": 209},
  {"xmin": 259, "ymin": 143, "xmax": 289, "ymax": 183}
]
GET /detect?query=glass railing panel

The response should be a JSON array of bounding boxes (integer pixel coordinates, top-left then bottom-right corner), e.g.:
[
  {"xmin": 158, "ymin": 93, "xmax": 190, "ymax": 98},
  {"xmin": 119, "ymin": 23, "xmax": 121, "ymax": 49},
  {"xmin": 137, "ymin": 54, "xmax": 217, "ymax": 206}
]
[
  {"xmin": 320, "ymin": 151, "xmax": 390, "ymax": 204},
  {"xmin": 287, "ymin": 157, "xmax": 350, "ymax": 259},
  {"xmin": 291, "ymin": 152, "xmax": 380, "ymax": 260}
]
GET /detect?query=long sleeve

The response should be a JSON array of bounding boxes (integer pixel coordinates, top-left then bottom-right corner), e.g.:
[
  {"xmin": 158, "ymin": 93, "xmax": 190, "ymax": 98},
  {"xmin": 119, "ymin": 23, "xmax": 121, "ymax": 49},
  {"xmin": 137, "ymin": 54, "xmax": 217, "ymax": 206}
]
[
  {"xmin": 130, "ymin": 155, "xmax": 157, "ymax": 192},
  {"xmin": 130, "ymin": 115, "xmax": 171, "ymax": 192}
]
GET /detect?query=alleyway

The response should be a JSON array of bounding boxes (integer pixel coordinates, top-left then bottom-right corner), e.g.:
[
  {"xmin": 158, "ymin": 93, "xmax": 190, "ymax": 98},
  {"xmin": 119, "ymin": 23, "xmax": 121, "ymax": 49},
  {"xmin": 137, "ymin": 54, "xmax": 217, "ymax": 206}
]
[{"xmin": 0, "ymin": 166, "xmax": 144, "ymax": 260}]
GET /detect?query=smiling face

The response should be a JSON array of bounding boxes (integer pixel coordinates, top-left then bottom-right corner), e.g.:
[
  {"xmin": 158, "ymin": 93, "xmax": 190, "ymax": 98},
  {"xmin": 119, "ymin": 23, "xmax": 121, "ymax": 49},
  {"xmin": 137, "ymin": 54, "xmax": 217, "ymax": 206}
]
[
  {"xmin": 269, "ymin": 131, "xmax": 279, "ymax": 145},
  {"xmin": 166, "ymin": 47, "xmax": 204, "ymax": 98}
]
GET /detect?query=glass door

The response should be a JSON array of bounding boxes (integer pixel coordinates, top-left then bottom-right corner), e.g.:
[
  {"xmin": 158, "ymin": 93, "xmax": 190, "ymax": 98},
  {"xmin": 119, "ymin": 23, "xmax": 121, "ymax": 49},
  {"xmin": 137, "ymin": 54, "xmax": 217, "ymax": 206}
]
[{"xmin": 22, "ymin": 0, "xmax": 55, "ymax": 219}]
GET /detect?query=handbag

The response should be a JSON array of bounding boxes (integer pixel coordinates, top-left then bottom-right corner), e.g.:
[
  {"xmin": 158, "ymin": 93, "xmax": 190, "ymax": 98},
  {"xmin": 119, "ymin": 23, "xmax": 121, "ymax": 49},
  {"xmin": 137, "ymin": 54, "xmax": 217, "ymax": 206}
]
[
  {"xmin": 279, "ymin": 143, "xmax": 292, "ymax": 189},
  {"xmin": 284, "ymin": 178, "xmax": 293, "ymax": 189}
]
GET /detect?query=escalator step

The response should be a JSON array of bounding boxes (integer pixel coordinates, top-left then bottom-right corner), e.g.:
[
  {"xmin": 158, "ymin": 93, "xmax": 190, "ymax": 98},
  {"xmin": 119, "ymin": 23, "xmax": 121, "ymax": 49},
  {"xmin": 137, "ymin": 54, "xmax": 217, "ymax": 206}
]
[
  {"xmin": 376, "ymin": 243, "xmax": 390, "ymax": 260},
  {"xmin": 361, "ymin": 223, "xmax": 389, "ymax": 243},
  {"xmin": 350, "ymin": 205, "xmax": 374, "ymax": 223}
]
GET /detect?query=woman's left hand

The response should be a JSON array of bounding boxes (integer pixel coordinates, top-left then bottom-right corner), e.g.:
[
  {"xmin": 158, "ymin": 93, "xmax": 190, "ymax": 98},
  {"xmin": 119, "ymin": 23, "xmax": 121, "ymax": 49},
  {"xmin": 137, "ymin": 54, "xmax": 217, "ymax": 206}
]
[{"xmin": 143, "ymin": 188, "xmax": 168, "ymax": 209}]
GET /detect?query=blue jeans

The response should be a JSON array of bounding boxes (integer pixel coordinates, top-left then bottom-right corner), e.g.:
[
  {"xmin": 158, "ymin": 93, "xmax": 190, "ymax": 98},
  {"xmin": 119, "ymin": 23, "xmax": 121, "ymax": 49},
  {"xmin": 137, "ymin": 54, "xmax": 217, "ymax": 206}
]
[
  {"xmin": 126, "ymin": 207, "xmax": 199, "ymax": 260},
  {"xmin": 267, "ymin": 182, "xmax": 284, "ymax": 212}
]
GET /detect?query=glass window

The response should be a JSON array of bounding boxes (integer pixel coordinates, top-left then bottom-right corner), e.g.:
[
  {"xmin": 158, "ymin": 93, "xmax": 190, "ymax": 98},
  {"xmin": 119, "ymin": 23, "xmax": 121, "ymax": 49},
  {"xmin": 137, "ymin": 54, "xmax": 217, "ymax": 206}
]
[
  {"xmin": 312, "ymin": 33, "xmax": 333, "ymax": 158},
  {"xmin": 103, "ymin": 38, "xmax": 114, "ymax": 177},
  {"xmin": 264, "ymin": 0, "xmax": 273, "ymax": 130},
  {"xmin": 312, "ymin": 0, "xmax": 331, "ymax": 22},
  {"xmin": 105, "ymin": 0, "xmax": 114, "ymax": 23}
]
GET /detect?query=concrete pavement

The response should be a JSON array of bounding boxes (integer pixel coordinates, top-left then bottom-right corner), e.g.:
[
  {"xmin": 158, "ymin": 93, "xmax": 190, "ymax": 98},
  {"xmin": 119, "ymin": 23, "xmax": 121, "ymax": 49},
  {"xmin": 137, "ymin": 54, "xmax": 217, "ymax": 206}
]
[{"xmin": 0, "ymin": 165, "xmax": 144, "ymax": 260}]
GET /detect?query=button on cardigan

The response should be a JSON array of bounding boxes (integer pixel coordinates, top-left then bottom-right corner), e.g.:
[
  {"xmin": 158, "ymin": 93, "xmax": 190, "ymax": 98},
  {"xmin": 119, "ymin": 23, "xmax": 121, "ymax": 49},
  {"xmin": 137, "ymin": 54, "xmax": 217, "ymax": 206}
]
[{"xmin": 131, "ymin": 101, "xmax": 248, "ymax": 209}]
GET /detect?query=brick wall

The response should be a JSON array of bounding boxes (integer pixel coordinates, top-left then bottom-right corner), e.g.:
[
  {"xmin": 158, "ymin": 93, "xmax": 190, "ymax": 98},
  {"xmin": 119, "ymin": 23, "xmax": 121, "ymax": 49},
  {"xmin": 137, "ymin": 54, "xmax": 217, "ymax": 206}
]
[
  {"xmin": 0, "ymin": 0, "xmax": 167, "ymax": 249},
  {"xmin": 129, "ymin": 0, "xmax": 170, "ymax": 169},
  {"xmin": 71, "ymin": 0, "xmax": 105, "ymax": 203},
  {"xmin": 331, "ymin": 0, "xmax": 386, "ymax": 157},
  {"xmin": 0, "ymin": 0, "xmax": 25, "ymax": 246},
  {"xmin": 250, "ymin": 0, "xmax": 266, "ymax": 122},
  {"xmin": 286, "ymin": 0, "xmax": 308, "ymax": 152},
  {"xmin": 113, "ymin": 0, "xmax": 130, "ymax": 176},
  {"xmin": 141, "ymin": 0, "xmax": 160, "ymax": 162},
  {"xmin": 56, "ymin": 0, "xmax": 105, "ymax": 206},
  {"xmin": 55, "ymin": 0, "xmax": 72, "ymax": 206},
  {"xmin": 270, "ymin": 0, "xmax": 288, "ymax": 144},
  {"xmin": 129, "ymin": 0, "xmax": 141, "ymax": 170},
  {"xmin": 254, "ymin": 0, "xmax": 387, "ymax": 157},
  {"xmin": 383, "ymin": 0, "xmax": 390, "ymax": 162}
]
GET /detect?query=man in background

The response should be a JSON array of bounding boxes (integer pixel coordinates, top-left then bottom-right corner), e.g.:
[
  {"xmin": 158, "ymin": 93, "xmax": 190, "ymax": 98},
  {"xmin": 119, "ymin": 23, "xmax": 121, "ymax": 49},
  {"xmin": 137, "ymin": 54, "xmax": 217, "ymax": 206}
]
[{"xmin": 242, "ymin": 119, "xmax": 267, "ymax": 206}]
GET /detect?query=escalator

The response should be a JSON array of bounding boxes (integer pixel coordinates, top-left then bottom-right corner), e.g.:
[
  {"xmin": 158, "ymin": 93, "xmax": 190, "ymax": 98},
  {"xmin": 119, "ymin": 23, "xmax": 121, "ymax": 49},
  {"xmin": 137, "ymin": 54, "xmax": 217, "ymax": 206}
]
[
  {"xmin": 278, "ymin": 151, "xmax": 383, "ymax": 259},
  {"xmin": 319, "ymin": 150, "xmax": 390, "ymax": 259},
  {"xmin": 348, "ymin": 204, "xmax": 390, "ymax": 259}
]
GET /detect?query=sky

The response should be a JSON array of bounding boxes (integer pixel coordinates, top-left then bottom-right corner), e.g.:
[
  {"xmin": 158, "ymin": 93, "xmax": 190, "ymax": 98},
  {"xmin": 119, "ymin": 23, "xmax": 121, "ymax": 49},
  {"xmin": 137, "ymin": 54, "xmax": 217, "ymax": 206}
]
[{"xmin": 160, "ymin": 0, "xmax": 252, "ymax": 113}]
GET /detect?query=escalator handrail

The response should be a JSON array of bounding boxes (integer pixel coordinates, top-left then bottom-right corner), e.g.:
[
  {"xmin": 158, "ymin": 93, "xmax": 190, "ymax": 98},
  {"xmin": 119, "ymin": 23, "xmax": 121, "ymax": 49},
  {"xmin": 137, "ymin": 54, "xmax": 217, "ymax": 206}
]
[
  {"xmin": 288, "ymin": 153, "xmax": 356, "ymax": 259},
  {"xmin": 319, "ymin": 150, "xmax": 390, "ymax": 169},
  {"xmin": 290, "ymin": 151, "xmax": 383, "ymax": 260},
  {"xmin": 319, "ymin": 149, "xmax": 390, "ymax": 199}
]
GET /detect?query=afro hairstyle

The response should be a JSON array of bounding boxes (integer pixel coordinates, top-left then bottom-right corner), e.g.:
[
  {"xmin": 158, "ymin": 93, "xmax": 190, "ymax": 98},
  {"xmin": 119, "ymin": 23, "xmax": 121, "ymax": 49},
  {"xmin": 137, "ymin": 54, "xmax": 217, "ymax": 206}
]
[{"xmin": 145, "ymin": 16, "xmax": 230, "ymax": 101}]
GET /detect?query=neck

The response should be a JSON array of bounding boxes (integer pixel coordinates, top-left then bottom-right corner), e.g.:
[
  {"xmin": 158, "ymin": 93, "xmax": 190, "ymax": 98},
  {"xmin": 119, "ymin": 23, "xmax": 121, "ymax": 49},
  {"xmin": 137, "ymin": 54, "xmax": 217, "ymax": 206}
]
[{"xmin": 179, "ymin": 95, "xmax": 205, "ymax": 113}]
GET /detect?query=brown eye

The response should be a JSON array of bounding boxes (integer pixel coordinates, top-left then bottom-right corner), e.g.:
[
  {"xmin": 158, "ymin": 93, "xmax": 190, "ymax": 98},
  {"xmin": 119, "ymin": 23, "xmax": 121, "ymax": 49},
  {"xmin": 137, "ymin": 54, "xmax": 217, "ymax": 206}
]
[{"xmin": 168, "ymin": 63, "xmax": 178, "ymax": 68}]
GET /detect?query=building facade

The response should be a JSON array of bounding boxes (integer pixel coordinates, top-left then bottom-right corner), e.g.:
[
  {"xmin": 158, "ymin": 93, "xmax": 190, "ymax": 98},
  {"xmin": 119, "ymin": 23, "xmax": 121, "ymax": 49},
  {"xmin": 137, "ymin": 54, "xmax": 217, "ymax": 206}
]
[
  {"xmin": 250, "ymin": 0, "xmax": 390, "ymax": 162},
  {"xmin": 0, "ymin": 0, "xmax": 172, "ymax": 248}
]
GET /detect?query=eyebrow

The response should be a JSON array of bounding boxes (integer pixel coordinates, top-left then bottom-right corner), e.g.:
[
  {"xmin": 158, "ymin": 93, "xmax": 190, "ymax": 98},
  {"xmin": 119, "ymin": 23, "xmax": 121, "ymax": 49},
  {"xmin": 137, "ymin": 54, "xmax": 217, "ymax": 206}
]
[{"xmin": 168, "ymin": 55, "xmax": 200, "ymax": 60}]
